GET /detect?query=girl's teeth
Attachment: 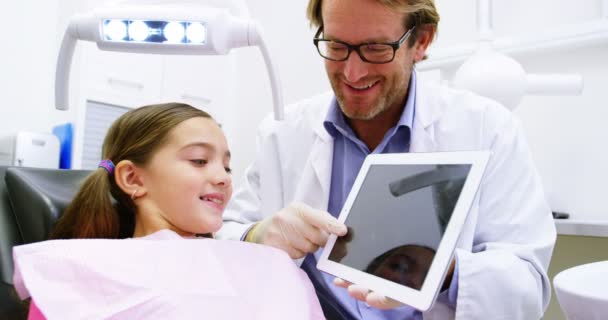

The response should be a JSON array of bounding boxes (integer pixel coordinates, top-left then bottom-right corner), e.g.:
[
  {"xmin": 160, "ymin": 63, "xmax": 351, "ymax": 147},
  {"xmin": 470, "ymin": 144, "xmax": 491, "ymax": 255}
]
[{"xmin": 202, "ymin": 197, "xmax": 222, "ymax": 204}]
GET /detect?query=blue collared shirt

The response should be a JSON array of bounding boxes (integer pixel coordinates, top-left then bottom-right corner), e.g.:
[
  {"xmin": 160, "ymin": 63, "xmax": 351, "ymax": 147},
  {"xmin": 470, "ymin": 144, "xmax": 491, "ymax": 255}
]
[{"xmin": 311, "ymin": 72, "xmax": 458, "ymax": 319}]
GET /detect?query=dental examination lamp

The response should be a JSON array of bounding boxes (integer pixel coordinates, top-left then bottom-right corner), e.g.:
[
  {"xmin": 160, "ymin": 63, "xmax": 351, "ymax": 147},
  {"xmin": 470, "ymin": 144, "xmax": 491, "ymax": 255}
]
[
  {"xmin": 55, "ymin": 2, "xmax": 284, "ymax": 120},
  {"xmin": 451, "ymin": 0, "xmax": 583, "ymax": 110}
]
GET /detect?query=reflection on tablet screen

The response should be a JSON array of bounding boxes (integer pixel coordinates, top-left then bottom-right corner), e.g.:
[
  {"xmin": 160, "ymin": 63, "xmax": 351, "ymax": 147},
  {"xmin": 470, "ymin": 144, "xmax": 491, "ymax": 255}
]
[{"xmin": 328, "ymin": 164, "xmax": 471, "ymax": 290}]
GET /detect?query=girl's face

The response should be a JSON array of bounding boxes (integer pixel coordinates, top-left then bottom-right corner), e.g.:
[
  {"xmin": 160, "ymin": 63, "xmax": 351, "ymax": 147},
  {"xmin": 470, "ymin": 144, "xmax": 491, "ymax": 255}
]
[{"xmin": 136, "ymin": 117, "xmax": 232, "ymax": 237}]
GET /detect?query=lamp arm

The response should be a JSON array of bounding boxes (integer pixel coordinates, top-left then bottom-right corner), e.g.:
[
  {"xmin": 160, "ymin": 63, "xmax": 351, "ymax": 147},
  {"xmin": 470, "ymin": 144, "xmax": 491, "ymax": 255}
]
[
  {"xmin": 477, "ymin": 0, "xmax": 493, "ymax": 41},
  {"xmin": 525, "ymin": 74, "xmax": 584, "ymax": 96},
  {"xmin": 248, "ymin": 22, "xmax": 284, "ymax": 120},
  {"xmin": 55, "ymin": 23, "xmax": 78, "ymax": 111}
]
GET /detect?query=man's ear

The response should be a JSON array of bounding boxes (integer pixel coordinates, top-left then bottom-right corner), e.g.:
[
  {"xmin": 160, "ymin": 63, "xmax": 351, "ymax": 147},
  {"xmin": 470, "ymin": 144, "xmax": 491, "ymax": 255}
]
[
  {"xmin": 412, "ymin": 25, "xmax": 435, "ymax": 62},
  {"xmin": 114, "ymin": 160, "xmax": 147, "ymax": 200}
]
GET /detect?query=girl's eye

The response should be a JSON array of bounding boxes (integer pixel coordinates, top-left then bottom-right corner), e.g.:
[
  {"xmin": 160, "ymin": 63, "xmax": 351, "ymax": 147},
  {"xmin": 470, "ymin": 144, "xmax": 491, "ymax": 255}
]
[{"xmin": 190, "ymin": 159, "xmax": 207, "ymax": 166}]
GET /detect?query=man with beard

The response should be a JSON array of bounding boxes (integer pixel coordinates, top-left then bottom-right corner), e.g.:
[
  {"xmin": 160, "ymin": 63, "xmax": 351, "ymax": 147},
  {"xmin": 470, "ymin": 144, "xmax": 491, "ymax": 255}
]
[{"xmin": 218, "ymin": 0, "xmax": 556, "ymax": 319}]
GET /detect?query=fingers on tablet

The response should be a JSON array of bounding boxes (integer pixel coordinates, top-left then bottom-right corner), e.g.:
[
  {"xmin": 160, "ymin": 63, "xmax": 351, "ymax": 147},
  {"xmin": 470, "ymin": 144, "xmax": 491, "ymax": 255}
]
[
  {"xmin": 333, "ymin": 277, "xmax": 350, "ymax": 288},
  {"xmin": 366, "ymin": 292, "xmax": 403, "ymax": 310},
  {"xmin": 347, "ymin": 284, "xmax": 370, "ymax": 301}
]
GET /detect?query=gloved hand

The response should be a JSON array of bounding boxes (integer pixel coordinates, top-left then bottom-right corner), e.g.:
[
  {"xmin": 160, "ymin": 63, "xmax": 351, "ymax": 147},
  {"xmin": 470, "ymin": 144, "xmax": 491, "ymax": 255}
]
[{"xmin": 246, "ymin": 202, "xmax": 347, "ymax": 259}]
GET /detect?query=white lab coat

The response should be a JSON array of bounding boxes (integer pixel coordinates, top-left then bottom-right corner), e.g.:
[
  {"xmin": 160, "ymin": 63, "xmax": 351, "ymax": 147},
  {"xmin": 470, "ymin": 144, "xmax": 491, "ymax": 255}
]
[{"xmin": 218, "ymin": 82, "xmax": 556, "ymax": 319}]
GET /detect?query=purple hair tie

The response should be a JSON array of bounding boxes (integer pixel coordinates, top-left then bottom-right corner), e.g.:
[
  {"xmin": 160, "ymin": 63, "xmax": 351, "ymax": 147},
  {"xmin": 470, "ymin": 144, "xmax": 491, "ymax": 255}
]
[{"xmin": 98, "ymin": 159, "xmax": 115, "ymax": 175}]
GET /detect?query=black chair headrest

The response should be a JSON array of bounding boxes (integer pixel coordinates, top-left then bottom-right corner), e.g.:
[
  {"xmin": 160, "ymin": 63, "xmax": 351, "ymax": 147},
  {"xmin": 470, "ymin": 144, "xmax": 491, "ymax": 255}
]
[
  {"xmin": 0, "ymin": 167, "xmax": 22, "ymax": 285},
  {"xmin": 5, "ymin": 167, "xmax": 91, "ymax": 244}
]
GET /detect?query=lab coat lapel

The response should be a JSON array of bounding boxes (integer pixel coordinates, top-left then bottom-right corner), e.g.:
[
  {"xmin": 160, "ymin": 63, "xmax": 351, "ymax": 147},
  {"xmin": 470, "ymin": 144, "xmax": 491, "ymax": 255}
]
[
  {"xmin": 293, "ymin": 118, "xmax": 333, "ymax": 211},
  {"xmin": 410, "ymin": 117, "xmax": 435, "ymax": 152},
  {"xmin": 410, "ymin": 81, "xmax": 443, "ymax": 152}
]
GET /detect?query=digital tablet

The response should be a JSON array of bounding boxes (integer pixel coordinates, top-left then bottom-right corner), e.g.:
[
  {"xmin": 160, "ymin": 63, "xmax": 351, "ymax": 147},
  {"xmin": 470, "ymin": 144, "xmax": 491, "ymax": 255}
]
[{"xmin": 317, "ymin": 151, "xmax": 490, "ymax": 311}]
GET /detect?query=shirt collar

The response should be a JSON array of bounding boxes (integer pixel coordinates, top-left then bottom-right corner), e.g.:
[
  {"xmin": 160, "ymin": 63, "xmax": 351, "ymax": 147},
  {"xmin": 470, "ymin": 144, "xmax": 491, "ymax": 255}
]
[{"xmin": 323, "ymin": 70, "xmax": 417, "ymax": 138}]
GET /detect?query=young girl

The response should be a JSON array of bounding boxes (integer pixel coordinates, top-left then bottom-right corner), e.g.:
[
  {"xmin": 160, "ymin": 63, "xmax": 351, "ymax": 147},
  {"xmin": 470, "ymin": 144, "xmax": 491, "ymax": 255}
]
[{"xmin": 12, "ymin": 103, "xmax": 324, "ymax": 319}]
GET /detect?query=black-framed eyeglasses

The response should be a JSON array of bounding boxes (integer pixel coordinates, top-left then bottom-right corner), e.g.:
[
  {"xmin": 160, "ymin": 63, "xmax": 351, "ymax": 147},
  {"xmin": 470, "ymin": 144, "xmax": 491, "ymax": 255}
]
[{"xmin": 313, "ymin": 27, "xmax": 415, "ymax": 64}]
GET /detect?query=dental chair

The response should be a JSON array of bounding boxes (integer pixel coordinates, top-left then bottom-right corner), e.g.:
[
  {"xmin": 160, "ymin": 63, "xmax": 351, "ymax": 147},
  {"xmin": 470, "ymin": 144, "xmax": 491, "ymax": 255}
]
[
  {"xmin": 0, "ymin": 166, "xmax": 26, "ymax": 319},
  {"xmin": 0, "ymin": 166, "xmax": 90, "ymax": 319}
]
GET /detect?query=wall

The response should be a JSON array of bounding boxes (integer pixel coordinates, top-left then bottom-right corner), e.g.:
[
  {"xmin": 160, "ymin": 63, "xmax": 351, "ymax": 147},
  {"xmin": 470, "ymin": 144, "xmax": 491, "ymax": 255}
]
[
  {"xmin": 517, "ymin": 48, "xmax": 608, "ymax": 220},
  {"xmin": 0, "ymin": 0, "xmax": 243, "ymax": 171},
  {"xmin": 229, "ymin": 0, "xmax": 329, "ymax": 183},
  {"xmin": 0, "ymin": 1, "xmax": 84, "ymax": 141},
  {"xmin": 471, "ymin": 0, "xmax": 605, "ymax": 221}
]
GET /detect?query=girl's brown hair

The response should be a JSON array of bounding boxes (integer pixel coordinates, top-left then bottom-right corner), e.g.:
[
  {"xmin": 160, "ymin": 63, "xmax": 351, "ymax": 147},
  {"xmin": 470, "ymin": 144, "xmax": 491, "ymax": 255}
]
[{"xmin": 51, "ymin": 103, "xmax": 212, "ymax": 239}]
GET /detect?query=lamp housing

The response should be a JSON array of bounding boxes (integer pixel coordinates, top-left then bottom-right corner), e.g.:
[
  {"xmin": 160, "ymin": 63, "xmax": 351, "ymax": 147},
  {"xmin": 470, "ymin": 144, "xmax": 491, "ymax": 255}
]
[{"xmin": 55, "ymin": 2, "xmax": 284, "ymax": 120}]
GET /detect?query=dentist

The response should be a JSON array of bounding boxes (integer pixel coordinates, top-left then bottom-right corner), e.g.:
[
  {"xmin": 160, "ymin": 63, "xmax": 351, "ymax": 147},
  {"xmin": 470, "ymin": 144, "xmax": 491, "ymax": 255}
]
[{"xmin": 218, "ymin": 0, "xmax": 556, "ymax": 319}]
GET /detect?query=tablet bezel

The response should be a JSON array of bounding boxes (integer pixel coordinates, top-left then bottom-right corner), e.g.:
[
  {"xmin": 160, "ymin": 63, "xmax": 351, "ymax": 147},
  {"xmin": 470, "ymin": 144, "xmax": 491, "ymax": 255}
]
[{"xmin": 317, "ymin": 151, "xmax": 490, "ymax": 311}]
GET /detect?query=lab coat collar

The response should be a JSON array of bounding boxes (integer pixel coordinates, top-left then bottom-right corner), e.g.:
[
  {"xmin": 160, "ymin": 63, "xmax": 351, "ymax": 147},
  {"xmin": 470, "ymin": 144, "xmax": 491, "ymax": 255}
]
[{"xmin": 312, "ymin": 74, "xmax": 444, "ymax": 150}]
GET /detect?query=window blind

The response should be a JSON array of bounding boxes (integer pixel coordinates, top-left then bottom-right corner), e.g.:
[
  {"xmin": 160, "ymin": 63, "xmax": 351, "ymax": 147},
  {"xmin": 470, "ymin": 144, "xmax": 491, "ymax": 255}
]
[{"xmin": 81, "ymin": 100, "xmax": 129, "ymax": 170}]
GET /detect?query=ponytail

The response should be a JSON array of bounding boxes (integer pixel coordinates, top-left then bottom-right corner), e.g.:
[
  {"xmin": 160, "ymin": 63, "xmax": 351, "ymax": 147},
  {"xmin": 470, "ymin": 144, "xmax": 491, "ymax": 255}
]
[{"xmin": 51, "ymin": 168, "xmax": 131, "ymax": 239}]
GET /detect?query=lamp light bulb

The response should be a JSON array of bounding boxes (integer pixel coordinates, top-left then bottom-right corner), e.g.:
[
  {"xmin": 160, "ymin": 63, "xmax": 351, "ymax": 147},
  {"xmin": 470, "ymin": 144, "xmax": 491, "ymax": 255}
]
[
  {"xmin": 129, "ymin": 21, "xmax": 150, "ymax": 41},
  {"xmin": 186, "ymin": 22, "xmax": 206, "ymax": 44},
  {"xmin": 104, "ymin": 20, "xmax": 127, "ymax": 41},
  {"xmin": 164, "ymin": 22, "xmax": 185, "ymax": 43}
]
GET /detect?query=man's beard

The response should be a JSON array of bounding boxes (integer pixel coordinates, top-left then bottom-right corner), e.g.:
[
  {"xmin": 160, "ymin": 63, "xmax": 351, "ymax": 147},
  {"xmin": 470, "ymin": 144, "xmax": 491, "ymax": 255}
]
[{"xmin": 332, "ymin": 77, "xmax": 407, "ymax": 121}]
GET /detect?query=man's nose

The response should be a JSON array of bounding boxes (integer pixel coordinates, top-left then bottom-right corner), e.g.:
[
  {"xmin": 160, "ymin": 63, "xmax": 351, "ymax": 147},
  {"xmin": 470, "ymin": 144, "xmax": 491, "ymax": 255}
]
[{"xmin": 342, "ymin": 51, "xmax": 369, "ymax": 83}]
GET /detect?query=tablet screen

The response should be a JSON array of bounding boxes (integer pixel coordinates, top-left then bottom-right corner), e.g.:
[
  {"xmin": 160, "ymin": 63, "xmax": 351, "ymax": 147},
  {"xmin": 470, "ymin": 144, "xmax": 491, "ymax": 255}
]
[{"xmin": 327, "ymin": 163, "xmax": 471, "ymax": 291}]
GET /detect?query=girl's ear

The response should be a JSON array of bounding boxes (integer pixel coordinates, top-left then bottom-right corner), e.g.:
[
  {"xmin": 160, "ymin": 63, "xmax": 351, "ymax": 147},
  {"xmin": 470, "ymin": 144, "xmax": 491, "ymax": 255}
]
[{"xmin": 114, "ymin": 160, "xmax": 147, "ymax": 200}]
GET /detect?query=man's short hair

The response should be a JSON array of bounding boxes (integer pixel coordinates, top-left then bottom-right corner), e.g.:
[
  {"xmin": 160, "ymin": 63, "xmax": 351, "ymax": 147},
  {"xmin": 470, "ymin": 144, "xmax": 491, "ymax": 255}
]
[{"xmin": 306, "ymin": 0, "xmax": 440, "ymax": 47}]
